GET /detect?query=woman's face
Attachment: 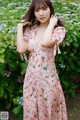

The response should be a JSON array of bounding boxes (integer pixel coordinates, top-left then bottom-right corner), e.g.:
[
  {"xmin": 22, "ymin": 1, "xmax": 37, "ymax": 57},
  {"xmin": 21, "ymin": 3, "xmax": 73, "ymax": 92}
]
[{"xmin": 34, "ymin": 6, "xmax": 51, "ymax": 24}]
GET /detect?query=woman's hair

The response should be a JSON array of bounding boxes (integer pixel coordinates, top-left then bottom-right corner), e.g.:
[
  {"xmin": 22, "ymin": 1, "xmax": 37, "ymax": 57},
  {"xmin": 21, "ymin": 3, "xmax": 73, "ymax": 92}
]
[{"xmin": 22, "ymin": 0, "xmax": 64, "ymax": 27}]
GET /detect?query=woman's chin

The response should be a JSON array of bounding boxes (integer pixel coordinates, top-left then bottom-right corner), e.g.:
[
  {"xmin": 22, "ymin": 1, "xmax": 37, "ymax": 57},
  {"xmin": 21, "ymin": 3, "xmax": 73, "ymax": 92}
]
[{"xmin": 39, "ymin": 19, "xmax": 49, "ymax": 24}]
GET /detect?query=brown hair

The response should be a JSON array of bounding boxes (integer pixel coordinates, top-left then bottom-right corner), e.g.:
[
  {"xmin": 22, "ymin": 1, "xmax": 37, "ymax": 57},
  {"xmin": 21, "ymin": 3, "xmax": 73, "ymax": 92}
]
[{"xmin": 22, "ymin": 0, "xmax": 64, "ymax": 26}]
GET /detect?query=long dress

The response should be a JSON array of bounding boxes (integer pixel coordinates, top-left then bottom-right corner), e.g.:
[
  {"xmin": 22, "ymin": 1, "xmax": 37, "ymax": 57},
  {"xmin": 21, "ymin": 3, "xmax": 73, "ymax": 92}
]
[{"xmin": 23, "ymin": 25, "xmax": 68, "ymax": 120}]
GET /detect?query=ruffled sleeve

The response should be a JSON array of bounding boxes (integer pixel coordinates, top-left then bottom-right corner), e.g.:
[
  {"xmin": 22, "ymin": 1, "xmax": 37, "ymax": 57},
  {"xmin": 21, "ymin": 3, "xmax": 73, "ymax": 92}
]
[{"xmin": 52, "ymin": 26, "xmax": 66, "ymax": 56}]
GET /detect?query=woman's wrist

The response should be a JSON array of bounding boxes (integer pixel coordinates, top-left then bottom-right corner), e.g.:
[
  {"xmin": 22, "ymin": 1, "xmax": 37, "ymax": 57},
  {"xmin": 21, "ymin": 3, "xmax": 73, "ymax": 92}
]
[
  {"xmin": 49, "ymin": 21, "xmax": 56, "ymax": 27},
  {"xmin": 49, "ymin": 15, "xmax": 58, "ymax": 27},
  {"xmin": 48, "ymin": 22, "xmax": 55, "ymax": 31},
  {"xmin": 17, "ymin": 23, "xmax": 24, "ymax": 28}
]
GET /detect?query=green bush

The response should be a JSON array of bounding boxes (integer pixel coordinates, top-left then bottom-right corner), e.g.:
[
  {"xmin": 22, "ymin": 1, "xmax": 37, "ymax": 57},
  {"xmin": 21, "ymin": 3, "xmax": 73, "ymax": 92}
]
[
  {"xmin": 0, "ymin": 0, "xmax": 30, "ymax": 119},
  {"xmin": 0, "ymin": 0, "xmax": 80, "ymax": 119},
  {"xmin": 54, "ymin": 1, "xmax": 80, "ymax": 96}
]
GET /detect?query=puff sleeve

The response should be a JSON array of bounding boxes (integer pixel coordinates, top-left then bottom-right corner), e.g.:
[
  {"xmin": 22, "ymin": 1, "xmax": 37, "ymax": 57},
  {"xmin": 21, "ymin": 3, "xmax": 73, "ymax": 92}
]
[{"xmin": 52, "ymin": 26, "xmax": 66, "ymax": 56}]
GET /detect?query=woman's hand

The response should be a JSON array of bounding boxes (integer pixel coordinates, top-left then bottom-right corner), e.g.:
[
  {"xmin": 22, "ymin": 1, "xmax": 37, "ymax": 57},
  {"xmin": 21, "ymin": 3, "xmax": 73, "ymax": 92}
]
[
  {"xmin": 18, "ymin": 20, "xmax": 31, "ymax": 27},
  {"xmin": 49, "ymin": 15, "xmax": 58, "ymax": 27}
]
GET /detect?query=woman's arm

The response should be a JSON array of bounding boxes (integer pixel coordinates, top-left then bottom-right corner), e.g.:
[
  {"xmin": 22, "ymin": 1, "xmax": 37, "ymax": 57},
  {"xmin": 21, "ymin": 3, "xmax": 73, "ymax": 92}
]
[
  {"xmin": 42, "ymin": 15, "xmax": 58, "ymax": 47},
  {"xmin": 16, "ymin": 23, "xmax": 28, "ymax": 53},
  {"xmin": 42, "ymin": 23, "xmax": 56, "ymax": 47}
]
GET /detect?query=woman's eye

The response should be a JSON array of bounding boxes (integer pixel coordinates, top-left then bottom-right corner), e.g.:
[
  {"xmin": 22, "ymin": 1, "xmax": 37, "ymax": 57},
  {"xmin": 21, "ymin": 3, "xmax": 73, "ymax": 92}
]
[
  {"xmin": 35, "ymin": 9, "xmax": 39, "ymax": 12},
  {"xmin": 43, "ymin": 8, "xmax": 47, "ymax": 10}
]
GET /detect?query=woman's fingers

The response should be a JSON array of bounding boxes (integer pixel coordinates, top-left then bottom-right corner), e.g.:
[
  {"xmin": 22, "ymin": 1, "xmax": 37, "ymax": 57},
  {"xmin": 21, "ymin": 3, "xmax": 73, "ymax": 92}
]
[
  {"xmin": 19, "ymin": 20, "xmax": 31, "ymax": 26},
  {"xmin": 20, "ymin": 53, "xmax": 28, "ymax": 61},
  {"xmin": 20, "ymin": 19, "xmax": 26, "ymax": 23}
]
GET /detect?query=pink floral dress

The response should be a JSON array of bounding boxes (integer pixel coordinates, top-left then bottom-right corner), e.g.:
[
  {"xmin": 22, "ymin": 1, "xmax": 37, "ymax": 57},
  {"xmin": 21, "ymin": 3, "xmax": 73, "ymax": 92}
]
[{"xmin": 23, "ymin": 25, "xmax": 68, "ymax": 120}]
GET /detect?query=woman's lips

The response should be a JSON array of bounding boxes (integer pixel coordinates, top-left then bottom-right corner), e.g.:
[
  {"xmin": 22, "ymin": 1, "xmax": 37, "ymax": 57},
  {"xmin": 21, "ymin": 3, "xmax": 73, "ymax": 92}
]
[{"xmin": 40, "ymin": 17, "xmax": 45, "ymax": 19}]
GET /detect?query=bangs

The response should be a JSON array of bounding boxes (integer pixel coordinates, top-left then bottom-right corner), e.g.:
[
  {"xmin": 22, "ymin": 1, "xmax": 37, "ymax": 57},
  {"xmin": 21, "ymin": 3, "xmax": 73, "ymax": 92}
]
[{"xmin": 33, "ymin": 0, "xmax": 48, "ymax": 10}]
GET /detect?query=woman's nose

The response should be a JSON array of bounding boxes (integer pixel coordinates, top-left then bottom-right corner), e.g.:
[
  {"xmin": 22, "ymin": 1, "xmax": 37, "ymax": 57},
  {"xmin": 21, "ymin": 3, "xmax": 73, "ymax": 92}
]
[{"xmin": 39, "ymin": 10, "xmax": 43, "ymax": 15}]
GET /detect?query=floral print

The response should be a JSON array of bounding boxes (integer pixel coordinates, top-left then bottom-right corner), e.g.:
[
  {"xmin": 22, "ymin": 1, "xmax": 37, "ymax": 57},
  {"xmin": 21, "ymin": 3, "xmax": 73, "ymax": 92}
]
[{"xmin": 23, "ymin": 25, "xmax": 68, "ymax": 120}]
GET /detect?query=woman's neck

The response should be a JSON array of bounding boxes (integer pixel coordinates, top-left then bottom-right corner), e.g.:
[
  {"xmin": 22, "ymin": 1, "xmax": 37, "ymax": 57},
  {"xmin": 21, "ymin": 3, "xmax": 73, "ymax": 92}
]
[{"xmin": 39, "ymin": 21, "xmax": 49, "ymax": 28}]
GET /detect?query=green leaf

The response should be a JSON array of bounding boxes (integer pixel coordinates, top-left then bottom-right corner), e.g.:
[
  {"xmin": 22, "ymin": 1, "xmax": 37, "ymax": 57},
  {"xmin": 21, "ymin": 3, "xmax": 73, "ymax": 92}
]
[
  {"xmin": 0, "ymin": 54, "xmax": 5, "ymax": 63},
  {"xmin": 0, "ymin": 48, "xmax": 5, "ymax": 54},
  {"xmin": 13, "ymin": 105, "xmax": 22, "ymax": 115},
  {"xmin": 18, "ymin": 113, "xmax": 23, "ymax": 120},
  {"xmin": 13, "ymin": 98, "xmax": 18, "ymax": 105},
  {"xmin": 0, "ymin": 87, "xmax": 4, "ymax": 97},
  {"xmin": 5, "ymin": 103, "xmax": 11, "ymax": 109},
  {"xmin": 3, "ymin": 92, "xmax": 7, "ymax": 99}
]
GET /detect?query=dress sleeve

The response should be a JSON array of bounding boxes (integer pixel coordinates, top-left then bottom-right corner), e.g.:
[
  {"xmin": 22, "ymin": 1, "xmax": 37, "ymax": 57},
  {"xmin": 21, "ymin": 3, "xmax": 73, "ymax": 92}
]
[
  {"xmin": 23, "ymin": 27, "xmax": 30, "ymax": 42},
  {"xmin": 52, "ymin": 26, "xmax": 66, "ymax": 56}
]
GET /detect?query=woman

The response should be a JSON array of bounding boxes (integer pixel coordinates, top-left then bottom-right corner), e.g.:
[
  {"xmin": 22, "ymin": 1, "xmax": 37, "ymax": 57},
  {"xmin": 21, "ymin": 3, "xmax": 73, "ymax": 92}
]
[{"xmin": 16, "ymin": 0, "xmax": 68, "ymax": 119}]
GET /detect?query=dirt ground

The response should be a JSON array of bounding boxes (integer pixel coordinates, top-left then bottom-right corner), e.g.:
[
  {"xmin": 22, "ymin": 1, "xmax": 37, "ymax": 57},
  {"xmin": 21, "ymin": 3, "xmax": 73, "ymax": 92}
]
[
  {"xmin": 67, "ymin": 93, "xmax": 80, "ymax": 120},
  {"xmin": 9, "ymin": 93, "xmax": 80, "ymax": 120}
]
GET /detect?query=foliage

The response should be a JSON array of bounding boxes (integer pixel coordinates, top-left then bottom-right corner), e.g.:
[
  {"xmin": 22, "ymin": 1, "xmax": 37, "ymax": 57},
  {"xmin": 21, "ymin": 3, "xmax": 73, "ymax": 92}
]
[
  {"xmin": 0, "ymin": 0, "xmax": 80, "ymax": 119},
  {"xmin": 53, "ymin": 1, "xmax": 80, "ymax": 96},
  {"xmin": 0, "ymin": 0, "xmax": 30, "ymax": 119}
]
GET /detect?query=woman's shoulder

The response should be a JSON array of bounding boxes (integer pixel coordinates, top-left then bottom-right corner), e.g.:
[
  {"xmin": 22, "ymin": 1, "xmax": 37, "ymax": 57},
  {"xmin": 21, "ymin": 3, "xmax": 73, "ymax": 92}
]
[
  {"xmin": 24, "ymin": 24, "xmax": 38, "ymax": 35},
  {"xmin": 25, "ymin": 24, "xmax": 38, "ymax": 31}
]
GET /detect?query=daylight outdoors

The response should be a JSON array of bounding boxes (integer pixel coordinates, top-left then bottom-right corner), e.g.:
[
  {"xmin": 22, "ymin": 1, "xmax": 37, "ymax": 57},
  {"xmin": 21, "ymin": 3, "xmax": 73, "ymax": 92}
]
[{"xmin": 0, "ymin": 0, "xmax": 80, "ymax": 120}]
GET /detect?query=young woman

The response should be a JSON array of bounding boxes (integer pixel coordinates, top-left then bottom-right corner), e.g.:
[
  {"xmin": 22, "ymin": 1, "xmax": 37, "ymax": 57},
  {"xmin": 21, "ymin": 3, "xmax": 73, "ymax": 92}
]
[{"xmin": 16, "ymin": 0, "xmax": 68, "ymax": 119}]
